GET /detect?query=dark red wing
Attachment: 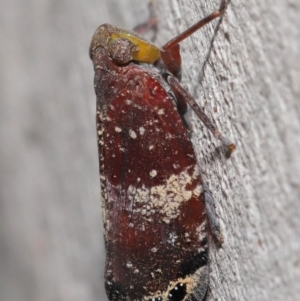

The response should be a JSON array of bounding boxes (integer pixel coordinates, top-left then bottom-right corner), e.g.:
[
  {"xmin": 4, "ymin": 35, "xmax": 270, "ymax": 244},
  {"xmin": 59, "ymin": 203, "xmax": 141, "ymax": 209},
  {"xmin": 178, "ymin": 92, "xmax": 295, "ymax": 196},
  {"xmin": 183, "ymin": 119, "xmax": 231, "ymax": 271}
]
[{"xmin": 96, "ymin": 64, "xmax": 208, "ymax": 301}]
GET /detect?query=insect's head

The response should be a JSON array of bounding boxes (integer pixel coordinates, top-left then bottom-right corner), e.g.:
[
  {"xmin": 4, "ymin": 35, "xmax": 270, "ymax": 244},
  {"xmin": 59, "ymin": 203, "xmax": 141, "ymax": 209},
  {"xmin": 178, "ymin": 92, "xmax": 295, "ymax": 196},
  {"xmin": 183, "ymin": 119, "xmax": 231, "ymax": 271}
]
[{"xmin": 89, "ymin": 24, "xmax": 161, "ymax": 65}]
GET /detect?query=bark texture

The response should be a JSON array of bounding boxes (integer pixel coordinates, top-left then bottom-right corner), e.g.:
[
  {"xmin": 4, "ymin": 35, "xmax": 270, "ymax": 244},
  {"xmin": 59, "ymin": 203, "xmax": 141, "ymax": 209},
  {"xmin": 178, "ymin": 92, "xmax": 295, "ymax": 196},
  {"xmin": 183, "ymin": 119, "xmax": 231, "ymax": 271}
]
[{"xmin": 1, "ymin": 1, "xmax": 299, "ymax": 301}]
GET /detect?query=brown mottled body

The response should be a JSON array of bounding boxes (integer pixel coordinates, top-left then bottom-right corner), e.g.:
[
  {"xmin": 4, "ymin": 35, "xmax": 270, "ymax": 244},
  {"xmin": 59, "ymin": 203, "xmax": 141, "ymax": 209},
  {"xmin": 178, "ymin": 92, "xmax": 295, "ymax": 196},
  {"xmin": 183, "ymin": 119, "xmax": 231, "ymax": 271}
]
[
  {"xmin": 93, "ymin": 47, "xmax": 209, "ymax": 301},
  {"xmin": 90, "ymin": 1, "xmax": 234, "ymax": 301}
]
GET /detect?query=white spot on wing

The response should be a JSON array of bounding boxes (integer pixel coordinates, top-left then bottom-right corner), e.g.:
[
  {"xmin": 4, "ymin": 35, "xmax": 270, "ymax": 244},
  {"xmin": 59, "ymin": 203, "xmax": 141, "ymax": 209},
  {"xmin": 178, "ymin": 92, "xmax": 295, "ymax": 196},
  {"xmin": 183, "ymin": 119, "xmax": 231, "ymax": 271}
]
[
  {"xmin": 167, "ymin": 232, "xmax": 178, "ymax": 245},
  {"xmin": 193, "ymin": 185, "xmax": 202, "ymax": 197},
  {"xmin": 139, "ymin": 127, "xmax": 145, "ymax": 135},
  {"xmin": 150, "ymin": 170, "xmax": 157, "ymax": 178},
  {"xmin": 126, "ymin": 262, "xmax": 133, "ymax": 268},
  {"xmin": 129, "ymin": 129, "xmax": 137, "ymax": 139},
  {"xmin": 126, "ymin": 166, "xmax": 197, "ymax": 223},
  {"xmin": 196, "ymin": 222, "xmax": 207, "ymax": 242}
]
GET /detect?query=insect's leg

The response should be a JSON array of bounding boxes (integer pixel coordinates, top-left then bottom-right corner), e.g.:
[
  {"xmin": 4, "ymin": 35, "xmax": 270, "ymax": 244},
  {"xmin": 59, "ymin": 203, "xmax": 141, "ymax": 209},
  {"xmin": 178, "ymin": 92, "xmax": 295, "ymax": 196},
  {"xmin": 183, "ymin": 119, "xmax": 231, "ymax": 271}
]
[
  {"xmin": 133, "ymin": 1, "xmax": 158, "ymax": 42},
  {"xmin": 167, "ymin": 74, "xmax": 236, "ymax": 158},
  {"xmin": 202, "ymin": 182, "xmax": 224, "ymax": 246},
  {"xmin": 161, "ymin": 0, "xmax": 228, "ymax": 78},
  {"xmin": 162, "ymin": 0, "xmax": 227, "ymax": 51}
]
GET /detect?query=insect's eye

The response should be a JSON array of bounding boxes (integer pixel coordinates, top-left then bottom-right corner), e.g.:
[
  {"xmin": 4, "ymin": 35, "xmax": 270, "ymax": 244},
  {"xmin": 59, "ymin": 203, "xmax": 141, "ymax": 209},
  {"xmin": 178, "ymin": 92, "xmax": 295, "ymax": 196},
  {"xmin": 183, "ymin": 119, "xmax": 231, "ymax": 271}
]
[
  {"xmin": 167, "ymin": 283, "xmax": 187, "ymax": 301},
  {"xmin": 109, "ymin": 38, "xmax": 139, "ymax": 65}
]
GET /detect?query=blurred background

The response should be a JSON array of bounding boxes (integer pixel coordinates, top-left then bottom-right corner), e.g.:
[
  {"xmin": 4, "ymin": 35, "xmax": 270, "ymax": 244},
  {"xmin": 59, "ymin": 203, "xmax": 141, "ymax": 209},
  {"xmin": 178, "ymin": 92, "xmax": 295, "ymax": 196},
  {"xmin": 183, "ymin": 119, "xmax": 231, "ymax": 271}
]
[
  {"xmin": 1, "ymin": 1, "xmax": 300, "ymax": 301},
  {"xmin": 0, "ymin": 1, "xmax": 151, "ymax": 300}
]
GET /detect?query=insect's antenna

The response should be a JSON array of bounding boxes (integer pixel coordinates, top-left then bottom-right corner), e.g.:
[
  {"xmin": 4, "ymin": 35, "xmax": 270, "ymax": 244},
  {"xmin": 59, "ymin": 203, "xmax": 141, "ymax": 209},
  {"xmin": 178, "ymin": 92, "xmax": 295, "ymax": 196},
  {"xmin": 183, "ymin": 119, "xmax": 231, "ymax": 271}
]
[{"xmin": 162, "ymin": 0, "xmax": 227, "ymax": 51}]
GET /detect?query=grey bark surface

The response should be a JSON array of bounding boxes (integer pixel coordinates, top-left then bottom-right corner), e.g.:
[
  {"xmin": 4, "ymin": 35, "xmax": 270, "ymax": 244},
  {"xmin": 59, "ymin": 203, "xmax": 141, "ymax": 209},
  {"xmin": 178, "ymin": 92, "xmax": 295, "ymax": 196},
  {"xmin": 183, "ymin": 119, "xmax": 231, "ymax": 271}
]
[{"xmin": 1, "ymin": 1, "xmax": 299, "ymax": 301}]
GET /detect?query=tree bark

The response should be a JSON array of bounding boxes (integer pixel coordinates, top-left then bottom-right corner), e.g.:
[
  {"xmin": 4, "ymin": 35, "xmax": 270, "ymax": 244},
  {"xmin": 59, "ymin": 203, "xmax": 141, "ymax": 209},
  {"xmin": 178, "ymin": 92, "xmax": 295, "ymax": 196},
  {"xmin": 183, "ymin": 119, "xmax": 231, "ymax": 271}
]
[{"xmin": 1, "ymin": 1, "xmax": 299, "ymax": 301}]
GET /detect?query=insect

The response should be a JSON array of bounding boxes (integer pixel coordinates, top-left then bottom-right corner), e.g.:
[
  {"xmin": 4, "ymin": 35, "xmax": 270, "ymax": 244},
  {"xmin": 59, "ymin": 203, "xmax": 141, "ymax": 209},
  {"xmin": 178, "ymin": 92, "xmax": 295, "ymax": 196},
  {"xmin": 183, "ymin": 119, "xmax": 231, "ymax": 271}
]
[{"xmin": 89, "ymin": 1, "xmax": 235, "ymax": 301}]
